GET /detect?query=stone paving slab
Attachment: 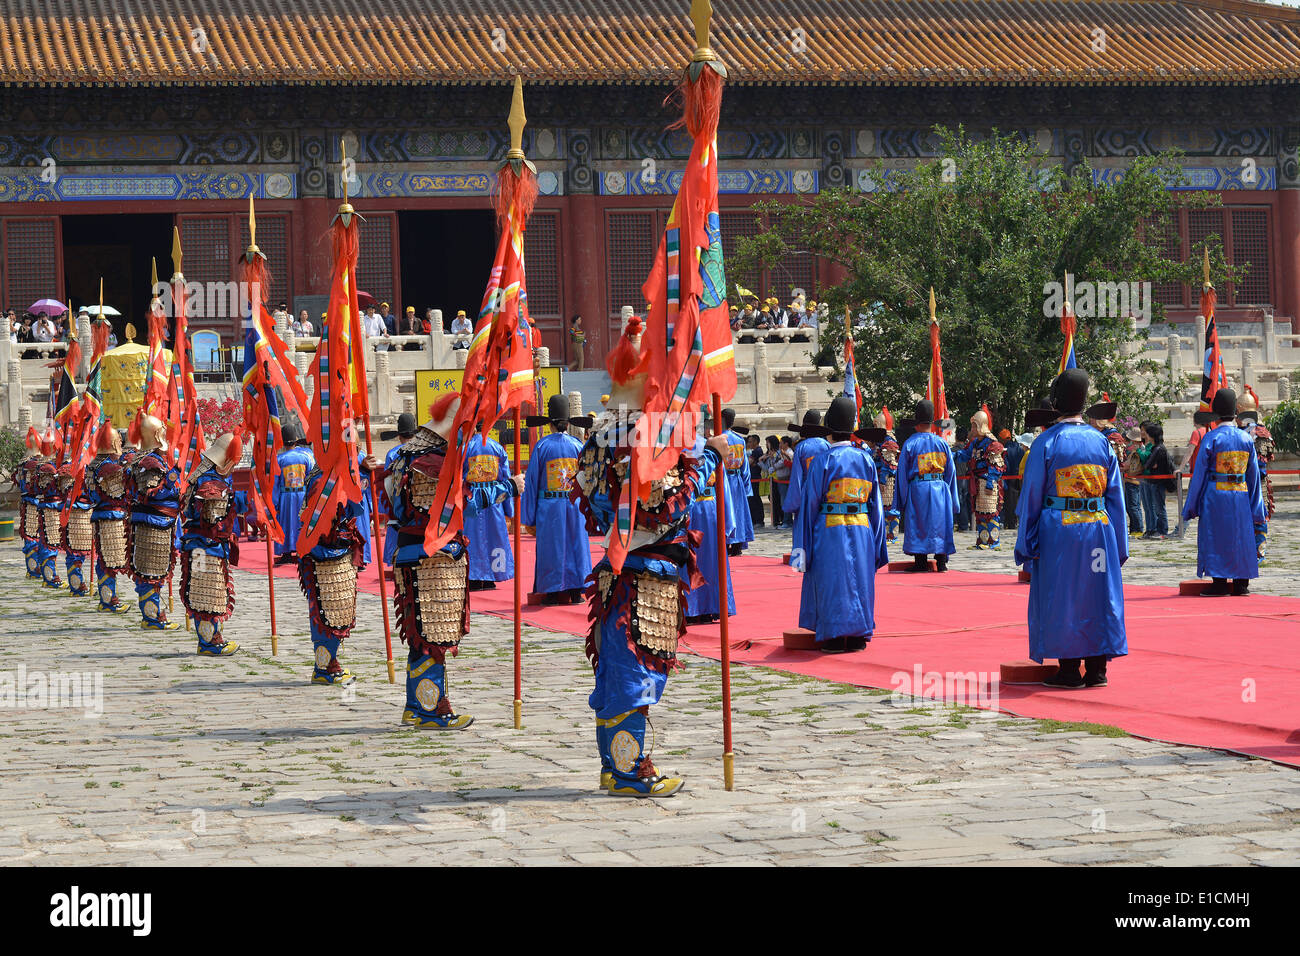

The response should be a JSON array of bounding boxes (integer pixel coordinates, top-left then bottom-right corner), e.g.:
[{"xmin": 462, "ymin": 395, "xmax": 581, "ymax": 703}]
[{"xmin": 0, "ymin": 506, "xmax": 1298, "ymax": 865}]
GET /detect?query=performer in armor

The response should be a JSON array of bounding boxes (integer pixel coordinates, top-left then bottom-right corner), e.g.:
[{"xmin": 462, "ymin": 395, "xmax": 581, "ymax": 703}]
[
  {"xmin": 895, "ymin": 400, "xmax": 960, "ymax": 572},
  {"xmin": 127, "ymin": 413, "xmax": 183, "ymax": 630},
  {"xmin": 388, "ymin": 397, "xmax": 520, "ymax": 729},
  {"xmin": 462, "ymin": 429, "xmax": 515, "ymax": 590},
  {"xmin": 298, "ymin": 455, "xmax": 375, "ymax": 684},
  {"xmin": 719, "ymin": 407, "xmax": 754, "ymax": 557},
  {"xmin": 35, "ymin": 455, "xmax": 64, "ymax": 590},
  {"xmin": 871, "ymin": 408, "xmax": 901, "ymax": 542},
  {"xmin": 178, "ymin": 433, "xmax": 243, "ymax": 655},
  {"xmin": 17, "ymin": 429, "xmax": 45, "ymax": 581},
  {"xmin": 56, "ymin": 462, "xmax": 94, "ymax": 597},
  {"xmin": 379, "ymin": 412, "xmax": 418, "ymax": 568},
  {"xmin": 572, "ymin": 318, "xmax": 729, "ymax": 798},
  {"xmin": 87, "ymin": 425, "xmax": 131, "ymax": 612},
  {"xmin": 1235, "ymin": 386, "xmax": 1275, "ymax": 559},
  {"xmin": 521, "ymin": 394, "xmax": 592, "ymax": 604},
  {"xmin": 955, "ymin": 405, "xmax": 1006, "ymax": 549},
  {"xmin": 1181, "ymin": 389, "xmax": 1267, "ymax": 596}
]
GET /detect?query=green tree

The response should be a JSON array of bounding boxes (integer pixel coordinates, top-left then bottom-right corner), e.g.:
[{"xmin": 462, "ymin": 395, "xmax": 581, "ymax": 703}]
[{"xmin": 733, "ymin": 127, "xmax": 1236, "ymax": 431}]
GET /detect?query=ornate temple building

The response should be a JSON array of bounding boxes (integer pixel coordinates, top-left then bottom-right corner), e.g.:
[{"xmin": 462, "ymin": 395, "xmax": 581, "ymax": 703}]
[{"xmin": 0, "ymin": 0, "xmax": 1297, "ymax": 363}]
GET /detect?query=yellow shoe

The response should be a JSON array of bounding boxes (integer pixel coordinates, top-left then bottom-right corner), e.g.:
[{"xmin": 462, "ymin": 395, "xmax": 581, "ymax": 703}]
[
  {"xmin": 600, "ymin": 771, "xmax": 614, "ymax": 791},
  {"xmin": 608, "ymin": 775, "xmax": 686, "ymax": 798},
  {"xmin": 407, "ymin": 712, "xmax": 475, "ymax": 730},
  {"xmin": 312, "ymin": 668, "xmax": 354, "ymax": 685},
  {"xmin": 197, "ymin": 640, "xmax": 239, "ymax": 656},
  {"xmin": 142, "ymin": 619, "xmax": 181, "ymax": 631},
  {"xmin": 401, "ymin": 709, "xmax": 417, "ymax": 725}
]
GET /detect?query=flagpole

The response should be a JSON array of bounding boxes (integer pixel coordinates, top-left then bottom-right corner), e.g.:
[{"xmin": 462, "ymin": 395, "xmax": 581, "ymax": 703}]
[
  {"xmin": 265, "ymin": 534, "xmax": 279, "ymax": 655},
  {"xmin": 711, "ymin": 392, "xmax": 735, "ymax": 791},
  {"xmin": 361, "ymin": 412, "xmax": 395, "ymax": 683},
  {"xmin": 512, "ymin": 405, "xmax": 523, "ymax": 730}
]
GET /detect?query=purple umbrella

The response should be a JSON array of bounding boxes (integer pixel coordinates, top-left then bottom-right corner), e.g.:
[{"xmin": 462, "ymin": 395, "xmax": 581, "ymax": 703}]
[{"xmin": 28, "ymin": 298, "xmax": 67, "ymax": 316}]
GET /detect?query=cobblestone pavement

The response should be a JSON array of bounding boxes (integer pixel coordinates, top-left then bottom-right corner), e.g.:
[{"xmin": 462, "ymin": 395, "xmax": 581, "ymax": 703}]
[{"xmin": 1, "ymin": 500, "xmax": 1297, "ymax": 865}]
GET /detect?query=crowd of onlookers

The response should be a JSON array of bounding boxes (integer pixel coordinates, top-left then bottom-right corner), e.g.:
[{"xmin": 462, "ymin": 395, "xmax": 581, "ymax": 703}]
[
  {"xmin": 729, "ymin": 293, "xmax": 820, "ymax": 342},
  {"xmin": 4, "ymin": 305, "xmax": 121, "ymax": 356},
  {"xmin": 271, "ymin": 300, "xmax": 478, "ymax": 352}
]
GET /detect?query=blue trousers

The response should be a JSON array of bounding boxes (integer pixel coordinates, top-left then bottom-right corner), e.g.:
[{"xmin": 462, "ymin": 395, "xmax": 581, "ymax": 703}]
[
  {"xmin": 1123, "ymin": 482, "xmax": 1143, "ymax": 534},
  {"xmin": 1140, "ymin": 480, "xmax": 1168, "ymax": 535}
]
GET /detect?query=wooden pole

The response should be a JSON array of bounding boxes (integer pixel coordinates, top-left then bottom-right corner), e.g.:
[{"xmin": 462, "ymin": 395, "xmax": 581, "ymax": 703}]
[
  {"xmin": 711, "ymin": 392, "xmax": 735, "ymax": 791},
  {"xmin": 512, "ymin": 405, "xmax": 523, "ymax": 729},
  {"xmin": 264, "ymin": 533, "xmax": 278, "ymax": 655},
  {"xmin": 361, "ymin": 412, "xmax": 396, "ymax": 683}
]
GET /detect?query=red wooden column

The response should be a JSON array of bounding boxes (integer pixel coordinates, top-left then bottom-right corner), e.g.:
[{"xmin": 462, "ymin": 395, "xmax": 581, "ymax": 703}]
[
  {"xmin": 1278, "ymin": 189, "xmax": 1300, "ymax": 326},
  {"xmin": 563, "ymin": 194, "xmax": 607, "ymax": 363}
]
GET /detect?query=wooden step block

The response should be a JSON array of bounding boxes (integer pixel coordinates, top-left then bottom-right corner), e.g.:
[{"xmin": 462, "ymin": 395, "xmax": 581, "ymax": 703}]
[
  {"xmin": 887, "ymin": 559, "xmax": 937, "ymax": 573},
  {"xmin": 1179, "ymin": 579, "xmax": 1212, "ymax": 596},
  {"xmin": 526, "ymin": 591, "xmax": 545, "ymax": 606},
  {"xmin": 782, "ymin": 628, "xmax": 820, "ymax": 650},
  {"xmin": 1018, "ymin": 569, "xmax": 1031, "ymax": 583},
  {"xmin": 1001, "ymin": 660, "xmax": 1057, "ymax": 684},
  {"xmin": 782, "ymin": 552, "xmax": 792, "ymax": 565}
]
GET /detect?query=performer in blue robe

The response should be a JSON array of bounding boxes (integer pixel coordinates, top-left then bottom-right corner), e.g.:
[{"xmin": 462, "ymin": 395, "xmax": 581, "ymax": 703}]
[
  {"xmin": 1181, "ymin": 389, "xmax": 1267, "ymax": 596},
  {"xmin": 462, "ymin": 430, "xmax": 515, "ymax": 588},
  {"xmin": 1015, "ymin": 369, "xmax": 1128, "ymax": 688},
  {"xmin": 793, "ymin": 396, "xmax": 890, "ymax": 651},
  {"xmin": 719, "ymin": 407, "xmax": 754, "ymax": 556},
  {"xmin": 127, "ymin": 413, "xmax": 183, "ymax": 629},
  {"xmin": 572, "ymin": 317, "xmax": 729, "ymax": 798},
  {"xmin": 378, "ymin": 412, "xmax": 417, "ymax": 568},
  {"xmin": 178, "ymin": 434, "xmax": 242, "ymax": 656},
  {"xmin": 683, "ymin": 458, "xmax": 736, "ymax": 623},
  {"xmin": 783, "ymin": 409, "xmax": 828, "ymax": 533},
  {"xmin": 521, "ymin": 395, "xmax": 592, "ymax": 603},
  {"xmin": 273, "ymin": 421, "xmax": 315, "ymax": 561},
  {"xmin": 354, "ymin": 449, "xmax": 377, "ymax": 565},
  {"xmin": 894, "ymin": 400, "xmax": 959, "ymax": 571}
]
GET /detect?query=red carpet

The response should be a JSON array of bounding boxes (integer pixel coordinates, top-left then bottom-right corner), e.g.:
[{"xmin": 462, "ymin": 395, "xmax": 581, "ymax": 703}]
[{"xmin": 239, "ymin": 541, "xmax": 1300, "ymax": 768}]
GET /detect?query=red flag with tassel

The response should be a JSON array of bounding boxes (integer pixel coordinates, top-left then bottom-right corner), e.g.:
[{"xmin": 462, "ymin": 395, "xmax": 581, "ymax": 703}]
[
  {"xmin": 423, "ymin": 77, "xmax": 539, "ymax": 554},
  {"xmin": 296, "ymin": 195, "xmax": 365, "ymax": 556},
  {"xmin": 165, "ymin": 228, "xmax": 205, "ymax": 486}
]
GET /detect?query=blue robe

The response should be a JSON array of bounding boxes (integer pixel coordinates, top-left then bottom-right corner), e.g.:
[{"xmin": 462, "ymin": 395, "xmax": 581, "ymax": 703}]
[
  {"xmin": 520, "ymin": 430, "xmax": 591, "ymax": 594},
  {"xmin": 785, "ymin": 435, "xmax": 830, "ymax": 556},
  {"xmin": 381, "ymin": 443, "xmax": 404, "ymax": 566},
  {"xmin": 683, "ymin": 469, "xmax": 736, "ymax": 618},
  {"xmin": 1181, "ymin": 423, "xmax": 1266, "ymax": 580},
  {"xmin": 895, "ymin": 430, "xmax": 959, "ymax": 556},
  {"xmin": 795, "ymin": 441, "xmax": 889, "ymax": 641},
  {"xmin": 722, "ymin": 429, "xmax": 754, "ymax": 548},
  {"xmin": 355, "ymin": 450, "xmax": 374, "ymax": 565},
  {"xmin": 463, "ymin": 433, "xmax": 515, "ymax": 582},
  {"xmin": 273, "ymin": 446, "xmax": 315, "ymax": 555},
  {"xmin": 1015, "ymin": 421, "xmax": 1128, "ymax": 662}
]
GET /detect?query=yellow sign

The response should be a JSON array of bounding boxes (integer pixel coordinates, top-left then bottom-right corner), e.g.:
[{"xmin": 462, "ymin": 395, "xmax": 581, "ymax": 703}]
[{"xmin": 414, "ymin": 367, "xmax": 563, "ymax": 467}]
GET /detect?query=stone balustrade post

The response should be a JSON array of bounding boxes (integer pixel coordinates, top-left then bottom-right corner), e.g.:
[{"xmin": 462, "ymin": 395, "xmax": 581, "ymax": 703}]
[
  {"xmin": 18, "ymin": 401, "xmax": 31, "ymax": 431},
  {"xmin": 375, "ymin": 351, "xmax": 392, "ymax": 417},
  {"xmin": 1241, "ymin": 349, "xmax": 1254, "ymax": 395},
  {"xmin": 754, "ymin": 340, "xmax": 772, "ymax": 405},
  {"xmin": 1167, "ymin": 333, "xmax": 1182, "ymax": 403},
  {"xmin": 6, "ymin": 358, "xmax": 21, "ymax": 424},
  {"xmin": 1196, "ymin": 314, "xmax": 1206, "ymax": 362},
  {"xmin": 793, "ymin": 384, "xmax": 808, "ymax": 428},
  {"xmin": 455, "ymin": 348, "xmax": 468, "ymax": 369},
  {"xmin": 1263, "ymin": 312, "xmax": 1277, "ymax": 365},
  {"xmin": 1277, "ymin": 375, "xmax": 1291, "ymax": 401}
]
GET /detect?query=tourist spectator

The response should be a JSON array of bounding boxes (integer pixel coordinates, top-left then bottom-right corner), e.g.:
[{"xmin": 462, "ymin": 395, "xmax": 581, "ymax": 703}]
[
  {"xmin": 1140, "ymin": 422, "xmax": 1173, "ymax": 539},
  {"xmin": 450, "ymin": 309, "xmax": 473, "ymax": 350},
  {"xmin": 398, "ymin": 306, "xmax": 423, "ymax": 349},
  {"xmin": 746, "ymin": 433, "xmax": 765, "ymax": 529},
  {"xmin": 423, "ymin": 308, "xmax": 437, "ymax": 333},
  {"xmin": 380, "ymin": 302, "xmax": 396, "ymax": 335},
  {"xmin": 763, "ymin": 435, "xmax": 792, "ymax": 528},
  {"xmin": 568, "ymin": 314, "xmax": 586, "ymax": 370},
  {"xmin": 363, "ymin": 305, "xmax": 390, "ymax": 350},
  {"xmin": 1122, "ymin": 426, "xmax": 1145, "ymax": 536},
  {"xmin": 272, "ymin": 302, "xmax": 291, "ymax": 326},
  {"xmin": 729, "ymin": 305, "xmax": 742, "ymax": 332},
  {"xmin": 33, "ymin": 312, "xmax": 55, "ymax": 343},
  {"xmin": 292, "ymin": 309, "xmax": 314, "ymax": 336}
]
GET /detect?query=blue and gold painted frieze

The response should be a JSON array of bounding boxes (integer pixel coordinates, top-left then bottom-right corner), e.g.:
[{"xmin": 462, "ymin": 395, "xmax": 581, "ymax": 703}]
[{"xmin": 0, "ymin": 170, "xmax": 296, "ymax": 202}]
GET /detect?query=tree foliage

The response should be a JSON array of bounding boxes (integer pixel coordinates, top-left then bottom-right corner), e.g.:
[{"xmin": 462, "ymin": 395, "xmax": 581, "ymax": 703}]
[{"xmin": 732, "ymin": 127, "xmax": 1234, "ymax": 431}]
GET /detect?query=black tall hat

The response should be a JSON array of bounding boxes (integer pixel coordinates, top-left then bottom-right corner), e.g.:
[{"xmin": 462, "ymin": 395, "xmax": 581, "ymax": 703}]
[
  {"xmin": 822, "ymin": 395, "xmax": 859, "ymax": 435},
  {"xmin": 525, "ymin": 392, "xmax": 592, "ymax": 429},
  {"xmin": 1023, "ymin": 396, "xmax": 1059, "ymax": 430},
  {"xmin": 787, "ymin": 408, "xmax": 822, "ymax": 436},
  {"xmin": 380, "ymin": 412, "xmax": 417, "ymax": 441},
  {"xmin": 280, "ymin": 420, "xmax": 304, "ymax": 445},
  {"xmin": 1049, "ymin": 368, "xmax": 1090, "ymax": 416},
  {"xmin": 1212, "ymin": 388, "xmax": 1238, "ymax": 421},
  {"xmin": 913, "ymin": 399, "xmax": 934, "ymax": 425},
  {"xmin": 1086, "ymin": 401, "xmax": 1118, "ymax": 422},
  {"xmin": 854, "ymin": 426, "xmax": 887, "ymax": 444}
]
